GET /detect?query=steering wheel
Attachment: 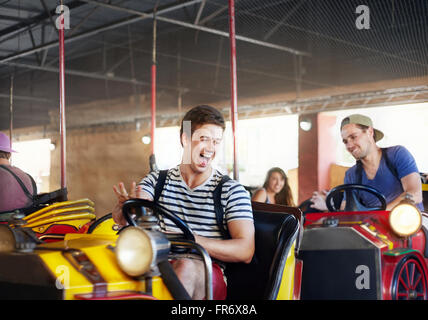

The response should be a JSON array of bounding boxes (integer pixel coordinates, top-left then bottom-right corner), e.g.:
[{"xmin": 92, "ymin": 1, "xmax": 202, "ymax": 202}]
[
  {"xmin": 122, "ymin": 198, "xmax": 195, "ymax": 241},
  {"xmin": 326, "ymin": 184, "xmax": 387, "ymax": 212}
]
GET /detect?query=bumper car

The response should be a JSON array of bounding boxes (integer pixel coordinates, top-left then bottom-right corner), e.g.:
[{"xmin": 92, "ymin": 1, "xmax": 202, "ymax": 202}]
[
  {"xmin": 299, "ymin": 183, "xmax": 428, "ymax": 300},
  {"xmin": 0, "ymin": 197, "xmax": 301, "ymax": 300},
  {"xmin": 422, "ymin": 173, "xmax": 428, "ymax": 212}
]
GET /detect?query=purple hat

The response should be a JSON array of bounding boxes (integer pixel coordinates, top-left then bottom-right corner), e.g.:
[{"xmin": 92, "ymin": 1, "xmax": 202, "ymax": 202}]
[{"xmin": 0, "ymin": 132, "xmax": 16, "ymax": 153}]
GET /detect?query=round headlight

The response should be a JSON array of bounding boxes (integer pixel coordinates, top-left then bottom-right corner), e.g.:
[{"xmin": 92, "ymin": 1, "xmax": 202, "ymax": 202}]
[
  {"xmin": 389, "ymin": 202, "xmax": 422, "ymax": 237},
  {"xmin": 115, "ymin": 227, "xmax": 169, "ymax": 277},
  {"xmin": 0, "ymin": 225, "xmax": 15, "ymax": 252}
]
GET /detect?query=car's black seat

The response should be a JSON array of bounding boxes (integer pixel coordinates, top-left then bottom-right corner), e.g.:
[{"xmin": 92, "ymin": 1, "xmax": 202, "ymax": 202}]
[{"xmin": 225, "ymin": 204, "xmax": 300, "ymax": 300}]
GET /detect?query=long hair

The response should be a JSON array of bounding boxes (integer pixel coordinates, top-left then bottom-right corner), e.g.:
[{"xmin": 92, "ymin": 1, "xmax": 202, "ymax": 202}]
[{"xmin": 263, "ymin": 167, "xmax": 295, "ymax": 206}]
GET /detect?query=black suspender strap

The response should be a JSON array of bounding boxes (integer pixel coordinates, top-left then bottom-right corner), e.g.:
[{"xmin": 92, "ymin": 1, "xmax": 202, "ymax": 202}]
[
  {"xmin": 0, "ymin": 165, "xmax": 36, "ymax": 201},
  {"xmin": 154, "ymin": 170, "xmax": 168, "ymax": 204},
  {"xmin": 28, "ymin": 173, "xmax": 37, "ymax": 197},
  {"xmin": 355, "ymin": 147, "xmax": 400, "ymax": 184},
  {"xmin": 381, "ymin": 148, "xmax": 400, "ymax": 182},
  {"xmin": 356, "ymin": 160, "xmax": 363, "ymax": 185},
  {"xmin": 153, "ymin": 169, "xmax": 232, "ymax": 239},
  {"xmin": 213, "ymin": 175, "xmax": 231, "ymax": 239}
]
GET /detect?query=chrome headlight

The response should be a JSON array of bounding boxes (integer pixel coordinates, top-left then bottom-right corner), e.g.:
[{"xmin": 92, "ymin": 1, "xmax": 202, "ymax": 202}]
[
  {"xmin": 0, "ymin": 225, "xmax": 15, "ymax": 253},
  {"xmin": 115, "ymin": 227, "xmax": 170, "ymax": 277},
  {"xmin": 389, "ymin": 201, "xmax": 422, "ymax": 237}
]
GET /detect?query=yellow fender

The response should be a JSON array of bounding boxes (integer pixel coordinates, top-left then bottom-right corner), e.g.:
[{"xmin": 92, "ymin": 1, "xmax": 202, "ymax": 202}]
[
  {"xmin": 38, "ymin": 233, "xmax": 173, "ymax": 300},
  {"xmin": 22, "ymin": 199, "xmax": 96, "ymax": 236},
  {"xmin": 87, "ymin": 214, "xmax": 121, "ymax": 236},
  {"xmin": 276, "ymin": 242, "xmax": 296, "ymax": 300},
  {"xmin": 24, "ymin": 199, "xmax": 95, "ymax": 221}
]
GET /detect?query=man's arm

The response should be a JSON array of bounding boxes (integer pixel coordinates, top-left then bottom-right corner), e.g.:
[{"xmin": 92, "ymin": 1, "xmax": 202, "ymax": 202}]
[
  {"xmin": 386, "ymin": 146, "xmax": 423, "ymax": 210},
  {"xmin": 194, "ymin": 219, "xmax": 255, "ymax": 264},
  {"xmin": 386, "ymin": 172, "xmax": 423, "ymax": 210}
]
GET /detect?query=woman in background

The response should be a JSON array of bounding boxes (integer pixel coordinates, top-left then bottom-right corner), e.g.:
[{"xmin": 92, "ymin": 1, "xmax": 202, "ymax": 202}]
[{"xmin": 252, "ymin": 167, "xmax": 295, "ymax": 206}]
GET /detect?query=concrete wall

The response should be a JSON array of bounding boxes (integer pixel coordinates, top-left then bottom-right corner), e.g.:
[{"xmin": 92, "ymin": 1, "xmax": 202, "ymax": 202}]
[{"xmin": 50, "ymin": 125, "xmax": 152, "ymax": 218}]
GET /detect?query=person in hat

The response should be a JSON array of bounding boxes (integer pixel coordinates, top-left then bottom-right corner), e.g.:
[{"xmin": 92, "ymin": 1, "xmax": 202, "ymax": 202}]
[
  {"xmin": 111, "ymin": 105, "xmax": 255, "ymax": 300},
  {"xmin": 310, "ymin": 114, "xmax": 423, "ymax": 212},
  {"xmin": 0, "ymin": 132, "xmax": 37, "ymax": 213}
]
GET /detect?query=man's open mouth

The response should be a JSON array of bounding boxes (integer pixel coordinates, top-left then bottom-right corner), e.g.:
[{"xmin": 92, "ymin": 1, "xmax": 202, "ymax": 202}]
[{"xmin": 199, "ymin": 152, "xmax": 213, "ymax": 166}]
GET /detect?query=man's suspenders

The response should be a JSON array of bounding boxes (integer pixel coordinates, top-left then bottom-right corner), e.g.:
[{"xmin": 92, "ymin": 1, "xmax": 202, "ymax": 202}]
[
  {"xmin": 0, "ymin": 165, "xmax": 37, "ymax": 201},
  {"xmin": 212, "ymin": 175, "xmax": 231, "ymax": 239},
  {"xmin": 154, "ymin": 170, "xmax": 168, "ymax": 203},
  {"xmin": 153, "ymin": 169, "xmax": 232, "ymax": 239},
  {"xmin": 355, "ymin": 147, "xmax": 400, "ymax": 184}
]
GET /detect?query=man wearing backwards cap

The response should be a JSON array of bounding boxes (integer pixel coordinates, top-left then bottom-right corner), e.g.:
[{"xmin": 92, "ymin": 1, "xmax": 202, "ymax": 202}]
[
  {"xmin": 310, "ymin": 114, "xmax": 423, "ymax": 211},
  {"xmin": 0, "ymin": 132, "xmax": 37, "ymax": 213}
]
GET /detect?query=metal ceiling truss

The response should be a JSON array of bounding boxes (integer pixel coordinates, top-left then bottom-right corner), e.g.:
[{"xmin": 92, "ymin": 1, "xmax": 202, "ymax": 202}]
[
  {"xmin": 236, "ymin": 85, "xmax": 428, "ymax": 118},
  {"xmin": 2, "ymin": 60, "xmax": 229, "ymax": 99},
  {"xmin": 81, "ymin": 0, "xmax": 309, "ymax": 56},
  {"xmin": 0, "ymin": 1, "xmax": 84, "ymax": 44},
  {"xmin": 0, "ymin": 0, "xmax": 308, "ymax": 66},
  {"xmin": 54, "ymin": 85, "xmax": 428, "ymax": 131},
  {"xmin": 5, "ymin": 84, "xmax": 427, "ymax": 138},
  {"xmin": 0, "ymin": 0, "xmax": 427, "ymax": 132},
  {"xmin": 0, "ymin": 0, "xmax": 202, "ymax": 64}
]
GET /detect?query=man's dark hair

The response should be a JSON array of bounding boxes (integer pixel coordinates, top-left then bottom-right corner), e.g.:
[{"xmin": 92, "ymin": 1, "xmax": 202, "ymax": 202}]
[
  {"xmin": 0, "ymin": 151, "xmax": 11, "ymax": 160},
  {"xmin": 179, "ymin": 105, "xmax": 226, "ymax": 139}
]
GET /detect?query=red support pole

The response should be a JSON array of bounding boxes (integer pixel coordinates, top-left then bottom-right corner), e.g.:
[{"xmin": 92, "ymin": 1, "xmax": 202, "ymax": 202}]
[
  {"xmin": 228, "ymin": 0, "xmax": 239, "ymax": 181},
  {"xmin": 59, "ymin": 12, "xmax": 67, "ymax": 190},
  {"xmin": 151, "ymin": 11, "xmax": 157, "ymax": 157},
  {"xmin": 151, "ymin": 64, "xmax": 156, "ymax": 155}
]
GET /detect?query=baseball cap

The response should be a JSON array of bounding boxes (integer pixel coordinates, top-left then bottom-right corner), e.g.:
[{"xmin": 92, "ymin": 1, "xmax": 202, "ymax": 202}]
[
  {"xmin": 340, "ymin": 114, "xmax": 384, "ymax": 142},
  {"xmin": 0, "ymin": 132, "xmax": 17, "ymax": 153}
]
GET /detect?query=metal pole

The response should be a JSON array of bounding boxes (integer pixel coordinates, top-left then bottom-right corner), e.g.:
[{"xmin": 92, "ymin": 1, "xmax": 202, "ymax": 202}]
[
  {"xmin": 228, "ymin": 0, "xmax": 239, "ymax": 181},
  {"xmin": 151, "ymin": 8, "xmax": 157, "ymax": 157},
  {"xmin": 148, "ymin": 5, "xmax": 159, "ymax": 172},
  {"xmin": 58, "ymin": 5, "xmax": 67, "ymax": 190},
  {"xmin": 9, "ymin": 75, "xmax": 13, "ymax": 150}
]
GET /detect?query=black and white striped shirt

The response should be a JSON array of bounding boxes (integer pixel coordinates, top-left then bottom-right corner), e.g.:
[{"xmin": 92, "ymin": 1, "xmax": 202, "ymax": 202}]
[{"xmin": 138, "ymin": 165, "xmax": 253, "ymax": 239}]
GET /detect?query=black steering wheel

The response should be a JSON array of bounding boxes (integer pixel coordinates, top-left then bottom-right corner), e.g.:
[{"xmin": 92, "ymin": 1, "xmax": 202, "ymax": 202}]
[
  {"xmin": 326, "ymin": 183, "xmax": 387, "ymax": 212},
  {"xmin": 122, "ymin": 198, "xmax": 195, "ymax": 241}
]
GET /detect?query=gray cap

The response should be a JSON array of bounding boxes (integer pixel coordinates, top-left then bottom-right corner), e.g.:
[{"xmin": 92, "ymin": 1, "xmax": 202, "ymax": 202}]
[{"xmin": 340, "ymin": 114, "xmax": 384, "ymax": 142}]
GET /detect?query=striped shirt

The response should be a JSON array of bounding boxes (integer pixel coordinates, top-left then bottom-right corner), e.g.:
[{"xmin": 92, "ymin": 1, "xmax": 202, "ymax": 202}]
[{"xmin": 138, "ymin": 165, "xmax": 253, "ymax": 239}]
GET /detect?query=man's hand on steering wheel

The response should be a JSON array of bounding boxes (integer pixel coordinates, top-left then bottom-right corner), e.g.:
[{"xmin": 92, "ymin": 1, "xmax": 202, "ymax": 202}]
[
  {"xmin": 326, "ymin": 184, "xmax": 387, "ymax": 212},
  {"xmin": 112, "ymin": 182, "xmax": 148, "ymax": 226},
  {"xmin": 310, "ymin": 190, "xmax": 329, "ymax": 211},
  {"xmin": 121, "ymin": 198, "xmax": 195, "ymax": 241}
]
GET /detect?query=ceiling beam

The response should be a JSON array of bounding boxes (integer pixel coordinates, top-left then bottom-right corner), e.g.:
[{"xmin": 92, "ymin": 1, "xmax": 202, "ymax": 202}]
[
  {"xmin": 241, "ymin": 85, "xmax": 428, "ymax": 116},
  {"xmin": 81, "ymin": 0, "xmax": 310, "ymax": 56},
  {"xmin": 263, "ymin": 0, "xmax": 307, "ymax": 41},
  {"xmin": 2, "ymin": 61, "xmax": 229, "ymax": 99},
  {"xmin": 194, "ymin": 0, "xmax": 206, "ymax": 25},
  {"xmin": 0, "ymin": 15, "xmax": 28, "ymax": 22},
  {"xmin": 0, "ymin": 0, "xmax": 203, "ymax": 64},
  {"xmin": 0, "ymin": 93, "xmax": 52, "ymax": 103},
  {"xmin": 0, "ymin": 0, "xmax": 86, "ymax": 41}
]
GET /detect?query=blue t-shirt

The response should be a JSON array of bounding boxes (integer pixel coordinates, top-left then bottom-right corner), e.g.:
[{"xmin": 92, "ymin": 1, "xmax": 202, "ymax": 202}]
[{"xmin": 344, "ymin": 145, "xmax": 424, "ymax": 211}]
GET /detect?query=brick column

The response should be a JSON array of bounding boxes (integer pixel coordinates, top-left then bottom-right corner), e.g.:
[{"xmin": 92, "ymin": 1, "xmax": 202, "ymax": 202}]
[{"xmin": 298, "ymin": 113, "xmax": 337, "ymax": 203}]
